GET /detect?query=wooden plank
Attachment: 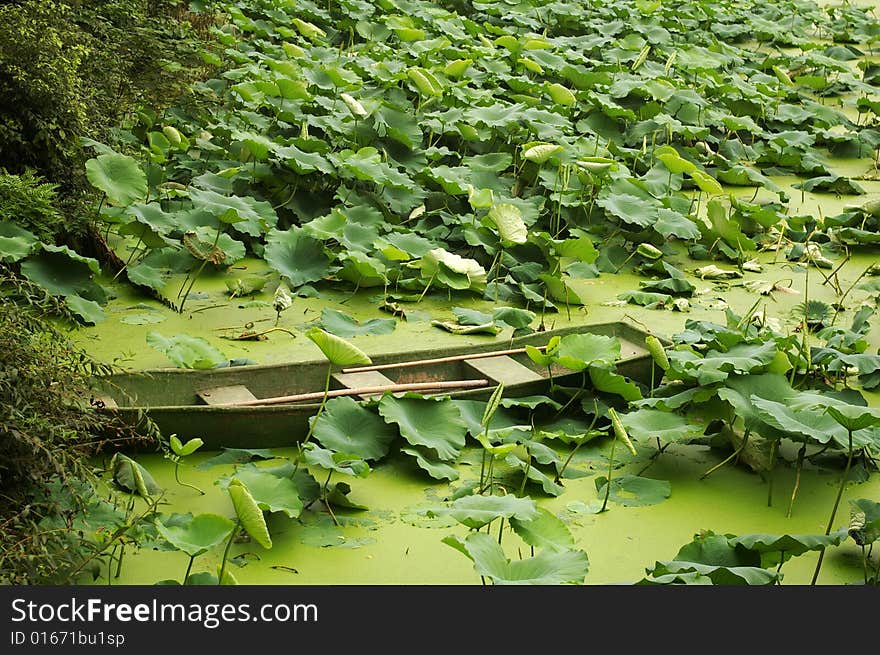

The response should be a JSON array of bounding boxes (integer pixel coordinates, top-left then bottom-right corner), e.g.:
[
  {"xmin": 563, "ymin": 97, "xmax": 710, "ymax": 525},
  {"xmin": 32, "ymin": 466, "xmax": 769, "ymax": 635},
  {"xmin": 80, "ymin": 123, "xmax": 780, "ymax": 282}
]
[
  {"xmin": 197, "ymin": 384, "xmax": 258, "ymax": 405},
  {"xmin": 463, "ymin": 355, "xmax": 544, "ymax": 387},
  {"xmin": 332, "ymin": 370, "xmax": 397, "ymax": 400}
]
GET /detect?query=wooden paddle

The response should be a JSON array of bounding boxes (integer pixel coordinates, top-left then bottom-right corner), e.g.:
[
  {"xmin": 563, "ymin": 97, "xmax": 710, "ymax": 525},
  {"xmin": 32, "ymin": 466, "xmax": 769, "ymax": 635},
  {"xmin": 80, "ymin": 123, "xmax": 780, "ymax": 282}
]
[
  {"xmin": 340, "ymin": 345, "xmax": 546, "ymax": 374},
  {"xmin": 222, "ymin": 378, "xmax": 491, "ymax": 407}
]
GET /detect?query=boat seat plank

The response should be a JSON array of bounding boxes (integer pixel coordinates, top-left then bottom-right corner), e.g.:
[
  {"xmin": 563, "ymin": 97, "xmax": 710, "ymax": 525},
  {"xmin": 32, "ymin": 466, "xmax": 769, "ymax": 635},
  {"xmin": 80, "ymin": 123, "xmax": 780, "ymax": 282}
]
[
  {"xmin": 197, "ymin": 384, "xmax": 259, "ymax": 405},
  {"xmin": 332, "ymin": 370, "xmax": 397, "ymax": 400},
  {"xmin": 463, "ymin": 355, "xmax": 544, "ymax": 387}
]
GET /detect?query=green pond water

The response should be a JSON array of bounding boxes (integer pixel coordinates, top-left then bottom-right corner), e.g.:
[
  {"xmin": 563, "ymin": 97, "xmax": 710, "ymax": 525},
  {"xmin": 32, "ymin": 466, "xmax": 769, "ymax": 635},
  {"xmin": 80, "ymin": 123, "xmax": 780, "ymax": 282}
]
[{"xmin": 69, "ymin": 173, "xmax": 880, "ymax": 585}]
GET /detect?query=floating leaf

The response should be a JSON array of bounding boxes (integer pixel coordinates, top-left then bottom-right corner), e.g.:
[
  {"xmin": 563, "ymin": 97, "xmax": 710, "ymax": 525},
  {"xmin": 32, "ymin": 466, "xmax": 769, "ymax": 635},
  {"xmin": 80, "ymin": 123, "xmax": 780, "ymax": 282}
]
[
  {"xmin": 594, "ymin": 474, "xmax": 671, "ymax": 507},
  {"xmin": 318, "ymin": 308, "xmax": 396, "ymax": 337},
  {"xmin": 146, "ymin": 332, "xmax": 227, "ymax": 369}
]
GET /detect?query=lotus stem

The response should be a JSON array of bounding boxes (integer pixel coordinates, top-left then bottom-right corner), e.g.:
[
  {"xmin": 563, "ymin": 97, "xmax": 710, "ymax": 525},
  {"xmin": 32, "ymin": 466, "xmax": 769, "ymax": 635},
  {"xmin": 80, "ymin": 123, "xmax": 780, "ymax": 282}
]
[
  {"xmin": 174, "ymin": 460, "xmax": 205, "ymax": 495},
  {"xmin": 556, "ymin": 401, "xmax": 599, "ymax": 482},
  {"xmin": 600, "ymin": 436, "xmax": 617, "ymax": 513},
  {"xmin": 811, "ymin": 430, "xmax": 855, "ymax": 585},
  {"xmin": 294, "ymin": 365, "xmax": 333, "ymax": 474},
  {"xmin": 183, "ymin": 554, "xmax": 195, "ymax": 584},
  {"xmin": 700, "ymin": 429, "xmax": 750, "ymax": 480},
  {"xmin": 787, "ymin": 445, "xmax": 806, "ymax": 518},
  {"xmin": 217, "ymin": 521, "xmax": 239, "ymax": 585},
  {"xmin": 766, "ymin": 439, "xmax": 778, "ymax": 507}
]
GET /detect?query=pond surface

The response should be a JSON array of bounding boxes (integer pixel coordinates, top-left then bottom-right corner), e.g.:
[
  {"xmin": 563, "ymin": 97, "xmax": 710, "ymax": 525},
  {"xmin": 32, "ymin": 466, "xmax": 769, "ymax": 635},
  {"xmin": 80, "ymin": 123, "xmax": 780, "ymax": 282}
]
[{"xmin": 74, "ymin": 193, "xmax": 880, "ymax": 586}]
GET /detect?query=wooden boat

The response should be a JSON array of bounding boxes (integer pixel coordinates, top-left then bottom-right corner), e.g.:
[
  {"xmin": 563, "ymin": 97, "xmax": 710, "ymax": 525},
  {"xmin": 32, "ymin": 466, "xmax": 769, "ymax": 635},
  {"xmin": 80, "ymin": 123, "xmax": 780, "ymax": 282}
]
[{"xmin": 92, "ymin": 321, "xmax": 662, "ymax": 450}]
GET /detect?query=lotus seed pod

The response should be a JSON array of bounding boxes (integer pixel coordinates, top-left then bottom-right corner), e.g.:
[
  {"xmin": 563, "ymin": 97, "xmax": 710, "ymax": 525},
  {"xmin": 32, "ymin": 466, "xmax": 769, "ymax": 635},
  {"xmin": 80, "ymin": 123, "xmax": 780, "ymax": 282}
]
[
  {"xmin": 646, "ymin": 335, "xmax": 669, "ymax": 371},
  {"xmin": 608, "ymin": 407, "xmax": 637, "ymax": 456}
]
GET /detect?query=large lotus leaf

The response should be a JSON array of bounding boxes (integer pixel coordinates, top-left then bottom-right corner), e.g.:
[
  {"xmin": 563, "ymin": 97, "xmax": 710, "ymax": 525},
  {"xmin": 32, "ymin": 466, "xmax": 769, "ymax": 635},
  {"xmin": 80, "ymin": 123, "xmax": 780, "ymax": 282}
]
[
  {"xmin": 305, "ymin": 327, "xmax": 371, "ymax": 366},
  {"xmin": 225, "ymin": 466, "xmax": 304, "ymax": 518},
  {"xmin": 227, "ymin": 480, "xmax": 272, "ymax": 549},
  {"xmin": 443, "ymin": 532, "xmax": 588, "ymax": 585},
  {"xmin": 672, "ymin": 341, "xmax": 780, "ymax": 385},
  {"xmin": 126, "ymin": 261, "xmax": 171, "ymax": 292},
  {"xmin": 303, "ymin": 443, "xmax": 371, "ymax": 478},
  {"xmin": 312, "ymin": 397, "xmax": 397, "ymax": 461},
  {"xmin": 400, "ymin": 447, "xmax": 460, "ymax": 481},
  {"xmin": 654, "ymin": 146, "xmax": 697, "ymax": 174},
  {"xmin": 555, "ymin": 333, "xmax": 621, "ymax": 371},
  {"xmin": 419, "ymin": 248, "xmax": 487, "ymax": 291},
  {"xmin": 188, "ymin": 188, "xmax": 278, "ymax": 236},
  {"xmin": 690, "ymin": 169, "xmax": 724, "ymax": 195},
  {"xmin": 318, "ymin": 308, "xmax": 396, "ymax": 337},
  {"xmin": 448, "ymin": 494, "xmax": 539, "ymax": 529},
  {"xmin": 620, "ymin": 409, "xmax": 706, "ymax": 445},
  {"xmin": 594, "ymin": 475, "xmax": 671, "ymax": 507},
  {"xmin": 64, "ymin": 295, "xmax": 106, "ymax": 325},
  {"xmin": 451, "ymin": 399, "xmax": 526, "ymax": 437},
  {"xmin": 632, "ymin": 385, "xmax": 717, "ymax": 411},
  {"xmin": 378, "ymin": 396, "xmax": 467, "ymax": 461},
  {"xmin": 597, "ymin": 193, "xmax": 659, "ymax": 228},
  {"xmin": 509, "ymin": 507, "xmax": 575, "ymax": 551},
  {"xmin": 654, "ymin": 209, "xmax": 701, "ymax": 240},
  {"xmin": 154, "ymin": 513, "xmax": 236, "ymax": 558},
  {"xmin": 674, "ymin": 531, "xmax": 761, "ymax": 567},
  {"xmin": 20, "ymin": 244, "xmax": 102, "ymax": 295},
  {"xmin": 191, "ymin": 226, "xmax": 246, "ymax": 265},
  {"xmin": 338, "ymin": 251, "xmax": 387, "ymax": 287},
  {"xmin": 85, "ymin": 153, "xmax": 147, "ymax": 206},
  {"xmin": 750, "ymin": 397, "xmax": 848, "ymax": 446},
  {"xmin": 264, "ymin": 227, "xmax": 332, "ymax": 288},
  {"xmin": 492, "ymin": 307, "xmax": 536, "ymax": 329},
  {"xmin": 728, "ymin": 529, "xmax": 849, "ymax": 567},
  {"xmin": 0, "ymin": 222, "xmax": 38, "ymax": 262},
  {"xmin": 647, "ymin": 560, "xmax": 780, "ymax": 585},
  {"xmin": 125, "ymin": 203, "xmax": 179, "ymax": 235},
  {"xmin": 822, "ymin": 404, "xmax": 880, "ymax": 432},
  {"xmin": 146, "ymin": 331, "xmax": 227, "ymax": 369},
  {"xmin": 588, "ymin": 366, "xmax": 643, "ymax": 401},
  {"xmin": 487, "ymin": 203, "xmax": 528, "ymax": 244}
]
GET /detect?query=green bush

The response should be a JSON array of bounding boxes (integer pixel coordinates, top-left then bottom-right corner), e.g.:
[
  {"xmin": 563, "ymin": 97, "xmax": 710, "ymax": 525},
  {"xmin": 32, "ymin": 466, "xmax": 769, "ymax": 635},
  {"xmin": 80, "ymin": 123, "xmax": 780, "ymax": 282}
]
[
  {"xmin": 0, "ymin": 0, "xmax": 219, "ymax": 191},
  {"xmin": 0, "ymin": 169, "xmax": 64, "ymax": 243},
  {"xmin": 0, "ymin": 285, "xmax": 159, "ymax": 583}
]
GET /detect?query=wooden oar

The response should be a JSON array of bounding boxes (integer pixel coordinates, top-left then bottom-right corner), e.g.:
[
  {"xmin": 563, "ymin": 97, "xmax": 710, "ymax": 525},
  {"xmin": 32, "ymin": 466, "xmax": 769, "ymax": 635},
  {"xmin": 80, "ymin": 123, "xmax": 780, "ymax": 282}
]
[
  {"xmin": 341, "ymin": 345, "xmax": 547, "ymax": 374},
  {"xmin": 223, "ymin": 378, "xmax": 491, "ymax": 407}
]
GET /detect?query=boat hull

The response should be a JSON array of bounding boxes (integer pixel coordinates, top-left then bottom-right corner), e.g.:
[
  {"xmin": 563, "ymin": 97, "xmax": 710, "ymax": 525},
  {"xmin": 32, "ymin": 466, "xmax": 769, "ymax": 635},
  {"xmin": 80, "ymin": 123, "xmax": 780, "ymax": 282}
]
[{"xmin": 93, "ymin": 321, "xmax": 662, "ymax": 450}]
